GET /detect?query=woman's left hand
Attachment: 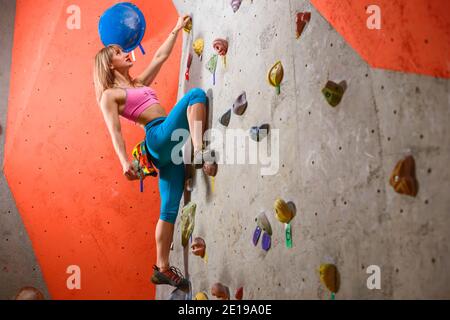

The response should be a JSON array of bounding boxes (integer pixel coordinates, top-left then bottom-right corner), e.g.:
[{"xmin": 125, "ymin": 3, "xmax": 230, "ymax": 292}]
[{"xmin": 174, "ymin": 14, "xmax": 191, "ymax": 32}]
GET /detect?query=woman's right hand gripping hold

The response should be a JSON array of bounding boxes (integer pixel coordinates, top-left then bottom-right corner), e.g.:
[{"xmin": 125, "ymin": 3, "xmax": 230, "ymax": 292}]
[{"xmin": 122, "ymin": 160, "xmax": 140, "ymax": 181}]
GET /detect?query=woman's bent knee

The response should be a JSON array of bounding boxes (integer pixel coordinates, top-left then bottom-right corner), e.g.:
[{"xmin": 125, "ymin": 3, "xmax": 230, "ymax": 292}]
[
  {"xmin": 188, "ymin": 88, "xmax": 207, "ymax": 105},
  {"xmin": 160, "ymin": 212, "xmax": 177, "ymax": 224}
]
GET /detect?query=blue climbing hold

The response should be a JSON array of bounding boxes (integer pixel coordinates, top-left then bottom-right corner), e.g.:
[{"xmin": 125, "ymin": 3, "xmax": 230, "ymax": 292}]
[{"xmin": 98, "ymin": 2, "xmax": 146, "ymax": 53}]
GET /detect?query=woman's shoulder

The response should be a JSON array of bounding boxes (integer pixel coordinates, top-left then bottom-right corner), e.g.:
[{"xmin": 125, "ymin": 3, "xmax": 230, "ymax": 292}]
[{"xmin": 101, "ymin": 87, "xmax": 125, "ymax": 104}]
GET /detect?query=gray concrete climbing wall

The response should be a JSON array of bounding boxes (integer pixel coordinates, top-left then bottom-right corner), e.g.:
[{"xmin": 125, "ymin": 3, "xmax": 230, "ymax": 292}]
[
  {"xmin": 0, "ymin": 0, "xmax": 50, "ymax": 299},
  {"xmin": 161, "ymin": 0, "xmax": 450, "ymax": 299}
]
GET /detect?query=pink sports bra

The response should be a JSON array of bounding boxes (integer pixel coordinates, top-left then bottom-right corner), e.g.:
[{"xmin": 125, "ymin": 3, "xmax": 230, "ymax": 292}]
[{"xmin": 119, "ymin": 86, "xmax": 160, "ymax": 123}]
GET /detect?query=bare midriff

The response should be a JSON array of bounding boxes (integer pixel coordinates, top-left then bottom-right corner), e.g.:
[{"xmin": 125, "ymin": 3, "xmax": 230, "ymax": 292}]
[{"xmin": 134, "ymin": 103, "xmax": 167, "ymax": 129}]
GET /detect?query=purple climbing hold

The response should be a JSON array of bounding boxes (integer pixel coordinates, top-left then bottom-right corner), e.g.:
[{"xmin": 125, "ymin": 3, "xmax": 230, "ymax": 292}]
[
  {"xmin": 253, "ymin": 226, "xmax": 262, "ymax": 246},
  {"xmin": 233, "ymin": 91, "xmax": 248, "ymax": 115},
  {"xmin": 262, "ymin": 232, "xmax": 271, "ymax": 251},
  {"xmin": 231, "ymin": 0, "xmax": 242, "ymax": 13}
]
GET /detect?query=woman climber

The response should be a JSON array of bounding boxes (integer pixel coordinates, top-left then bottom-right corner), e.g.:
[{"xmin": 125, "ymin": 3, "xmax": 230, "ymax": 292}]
[{"xmin": 93, "ymin": 14, "xmax": 215, "ymax": 292}]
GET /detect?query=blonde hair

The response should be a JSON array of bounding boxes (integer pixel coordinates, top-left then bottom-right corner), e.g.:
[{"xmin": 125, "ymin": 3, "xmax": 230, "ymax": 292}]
[{"xmin": 93, "ymin": 44, "xmax": 139, "ymax": 105}]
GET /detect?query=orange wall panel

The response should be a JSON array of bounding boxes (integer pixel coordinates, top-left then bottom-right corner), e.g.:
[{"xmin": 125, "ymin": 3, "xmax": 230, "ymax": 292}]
[
  {"xmin": 310, "ymin": 0, "xmax": 450, "ymax": 78},
  {"xmin": 4, "ymin": 0, "xmax": 181, "ymax": 299}
]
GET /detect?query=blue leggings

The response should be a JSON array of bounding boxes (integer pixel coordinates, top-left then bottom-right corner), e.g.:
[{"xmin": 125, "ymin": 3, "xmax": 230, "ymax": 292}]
[{"xmin": 145, "ymin": 88, "xmax": 207, "ymax": 224}]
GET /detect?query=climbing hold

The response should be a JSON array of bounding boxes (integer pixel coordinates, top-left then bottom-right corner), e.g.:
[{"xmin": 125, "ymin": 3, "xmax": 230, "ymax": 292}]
[
  {"xmin": 296, "ymin": 12, "xmax": 311, "ymax": 39},
  {"xmin": 169, "ymin": 288, "xmax": 188, "ymax": 300},
  {"xmin": 267, "ymin": 61, "xmax": 284, "ymax": 95},
  {"xmin": 219, "ymin": 109, "xmax": 232, "ymax": 127},
  {"xmin": 274, "ymin": 198, "xmax": 296, "ymax": 224},
  {"xmin": 232, "ymin": 91, "xmax": 248, "ymax": 115},
  {"xmin": 285, "ymin": 223, "xmax": 292, "ymax": 248},
  {"xmin": 185, "ymin": 177, "xmax": 193, "ymax": 192},
  {"xmin": 253, "ymin": 214, "xmax": 271, "ymax": 251},
  {"xmin": 319, "ymin": 264, "xmax": 339, "ymax": 294},
  {"xmin": 202, "ymin": 162, "xmax": 218, "ymax": 177},
  {"xmin": 14, "ymin": 287, "xmax": 45, "ymax": 300},
  {"xmin": 211, "ymin": 283, "xmax": 230, "ymax": 300},
  {"xmin": 213, "ymin": 38, "xmax": 228, "ymax": 67},
  {"xmin": 274, "ymin": 198, "xmax": 296, "ymax": 248},
  {"xmin": 180, "ymin": 202, "xmax": 196, "ymax": 247},
  {"xmin": 252, "ymin": 226, "xmax": 262, "ymax": 246},
  {"xmin": 194, "ymin": 292, "xmax": 209, "ymax": 300},
  {"xmin": 191, "ymin": 237, "xmax": 206, "ymax": 258},
  {"xmin": 206, "ymin": 54, "xmax": 218, "ymax": 85},
  {"xmin": 230, "ymin": 0, "xmax": 243, "ymax": 13},
  {"xmin": 185, "ymin": 52, "xmax": 193, "ymax": 81},
  {"xmin": 183, "ymin": 16, "xmax": 193, "ymax": 33},
  {"xmin": 389, "ymin": 155, "xmax": 418, "ymax": 197},
  {"xmin": 193, "ymin": 38, "xmax": 204, "ymax": 60},
  {"xmin": 322, "ymin": 81, "xmax": 344, "ymax": 107},
  {"xmin": 255, "ymin": 212, "xmax": 272, "ymax": 236},
  {"xmin": 261, "ymin": 232, "xmax": 271, "ymax": 251},
  {"xmin": 98, "ymin": 2, "xmax": 146, "ymax": 54},
  {"xmin": 235, "ymin": 287, "xmax": 244, "ymax": 300},
  {"xmin": 249, "ymin": 124, "xmax": 270, "ymax": 142}
]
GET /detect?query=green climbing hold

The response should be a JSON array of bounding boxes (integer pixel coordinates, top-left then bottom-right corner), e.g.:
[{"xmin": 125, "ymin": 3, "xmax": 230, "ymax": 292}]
[
  {"xmin": 180, "ymin": 202, "xmax": 196, "ymax": 247},
  {"xmin": 322, "ymin": 81, "xmax": 344, "ymax": 107},
  {"xmin": 206, "ymin": 54, "xmax": 218, "ymax": 85}
]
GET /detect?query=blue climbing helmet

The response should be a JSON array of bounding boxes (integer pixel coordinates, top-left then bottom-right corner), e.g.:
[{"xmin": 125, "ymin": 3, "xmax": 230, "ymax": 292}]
[{"xmin": 98, "ymin": 2, "xmax": 146, "ymax": 54}]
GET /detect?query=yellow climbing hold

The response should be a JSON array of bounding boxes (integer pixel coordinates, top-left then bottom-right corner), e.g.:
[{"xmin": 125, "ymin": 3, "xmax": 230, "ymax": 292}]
[
  {"xmin": 267, "ymin": 61, "xmax": 284, "ymax": 95},
  {"xmin": 319, "ymin": 264, "xmax": 339, "ymax": 293},
  {"xmin": 194, "ymin": 292, "xmax": 209, "ymax": 300},
  {"xmin": 274, "ymin": 198, "xmax": 295, "ymax": 223},
  {"xmin": 180, "ymin": 202, "xmax": 196, "ymax": 247},
  {"xmin": 183, "ymin": 17, "xmax": 193, "ymax": 33},
  {"xmin": 193, "ymin": 38, "xmax": 204, "ymax": 58}
]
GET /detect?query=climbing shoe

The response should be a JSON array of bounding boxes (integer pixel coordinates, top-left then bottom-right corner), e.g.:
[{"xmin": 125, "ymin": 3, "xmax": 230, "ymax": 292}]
[{"xmin": 151, "ymin": 265, "xmax": 190, "ymax": 291}]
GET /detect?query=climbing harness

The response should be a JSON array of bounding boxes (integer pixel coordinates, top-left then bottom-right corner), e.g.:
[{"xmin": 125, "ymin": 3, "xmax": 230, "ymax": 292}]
[{"xmin": 131, "ymin": 141, "xmax": 157, "ymax": 192}]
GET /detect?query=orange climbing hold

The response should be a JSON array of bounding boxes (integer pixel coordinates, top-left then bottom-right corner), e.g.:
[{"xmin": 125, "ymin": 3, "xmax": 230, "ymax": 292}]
[
  {"xmin": 211, "ymin": 282, "xmax": 230, "ymax": 300},
  {"xmin": 191, "ymin": 237, "xmax": 206, "ymax": 258},
  {"xmin": 389, "ymin": 155, "xmax": 418, "ymax": 197},
  {"xmin": 235, "ymin": 287, "xmax": 244, "ymax": 300},
  {"xmin": 296, "ymin": 12, "xmax": 311, "ymax": 38}
]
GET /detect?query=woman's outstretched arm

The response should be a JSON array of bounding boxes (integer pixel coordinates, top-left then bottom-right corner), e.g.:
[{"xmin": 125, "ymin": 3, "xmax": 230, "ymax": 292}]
[
  {"xmin": 100, "ymin": 91, "xmax": 130, "ymax": 168},
  {"xmin": 136, "ymin": 14, "xmax": 190, "ymax": 86}
]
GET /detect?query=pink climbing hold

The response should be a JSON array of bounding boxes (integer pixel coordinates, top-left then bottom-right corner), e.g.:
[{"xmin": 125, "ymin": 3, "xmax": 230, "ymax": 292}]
[
  {"xmin": 230, "ymin": 0, "xmax": 242, "ymax": 13},
  {"xmin": 213, "ymin": 39, "xmax": 228, "ymax": 56}
]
